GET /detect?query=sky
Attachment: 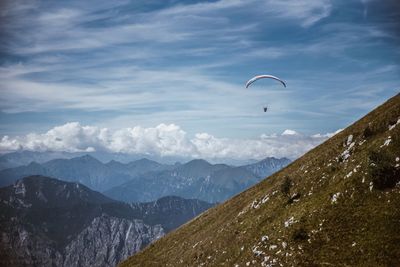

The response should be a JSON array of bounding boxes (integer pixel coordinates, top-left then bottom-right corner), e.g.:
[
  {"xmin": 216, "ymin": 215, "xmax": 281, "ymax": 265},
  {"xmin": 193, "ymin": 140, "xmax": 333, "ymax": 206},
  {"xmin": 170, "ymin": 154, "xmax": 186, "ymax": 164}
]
[{"xmin": 0, "ymin": 0, "xmax": 399, "ymax": 160}]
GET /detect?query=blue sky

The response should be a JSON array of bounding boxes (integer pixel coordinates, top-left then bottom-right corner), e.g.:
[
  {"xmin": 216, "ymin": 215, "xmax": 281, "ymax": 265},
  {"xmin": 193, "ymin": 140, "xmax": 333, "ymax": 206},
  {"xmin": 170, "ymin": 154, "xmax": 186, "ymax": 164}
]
[{"xmin": 0, "ymin": 0, "xmax": 399, "ymax": 159}]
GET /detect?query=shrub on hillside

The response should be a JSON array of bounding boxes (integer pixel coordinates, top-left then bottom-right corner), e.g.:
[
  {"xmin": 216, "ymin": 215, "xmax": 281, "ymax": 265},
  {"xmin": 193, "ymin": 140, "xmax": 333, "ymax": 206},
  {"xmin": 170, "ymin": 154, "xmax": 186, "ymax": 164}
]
[
  {"xmin": 280, "ymin": 176, "xmax": 292, "ymax": 197},
  {"xmin": 366, "ymin": 120, "xmax": 391, "ymax": 137},
  {"xmin": 363, "ymin": 126, "xmax": 373, "ymax": 138},
  {"xmin": 368, "ymin": 150, "xmax": 400, "ymax": 190},
  {"xmin": 292, "ymin": 227, "xmax": 308, "ymax": 241}
]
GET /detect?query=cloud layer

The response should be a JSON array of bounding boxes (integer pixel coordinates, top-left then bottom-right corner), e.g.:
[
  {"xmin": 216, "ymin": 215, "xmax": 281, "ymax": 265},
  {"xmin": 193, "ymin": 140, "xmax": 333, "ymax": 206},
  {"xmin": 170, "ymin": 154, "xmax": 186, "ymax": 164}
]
[{"xmin": 0, "ymin": 122, "xmax": 340, "ymax": 160}]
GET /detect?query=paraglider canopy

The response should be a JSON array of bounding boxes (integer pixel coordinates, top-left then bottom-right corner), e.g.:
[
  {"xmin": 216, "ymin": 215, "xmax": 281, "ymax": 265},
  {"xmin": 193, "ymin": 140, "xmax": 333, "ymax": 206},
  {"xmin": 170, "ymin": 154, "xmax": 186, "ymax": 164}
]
[
  {"xmin": 245, "ymin": 75, "xmax": 286, "ymax": 88},
  {"xmin": 245, "ymin": 74, "xmax": 286, "ymax": 113}
]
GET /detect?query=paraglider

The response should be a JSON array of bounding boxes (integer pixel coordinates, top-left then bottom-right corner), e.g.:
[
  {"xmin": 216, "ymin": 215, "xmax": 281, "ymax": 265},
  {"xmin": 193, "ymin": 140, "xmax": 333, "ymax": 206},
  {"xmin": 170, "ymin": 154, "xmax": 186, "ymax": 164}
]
[
  {"xmin": 245, "ymin": 74, "xmax": 286, "ymax": 113},
  {"xmin": 245, "ymin": 74, "xmax": 286, "ymax": 88}
]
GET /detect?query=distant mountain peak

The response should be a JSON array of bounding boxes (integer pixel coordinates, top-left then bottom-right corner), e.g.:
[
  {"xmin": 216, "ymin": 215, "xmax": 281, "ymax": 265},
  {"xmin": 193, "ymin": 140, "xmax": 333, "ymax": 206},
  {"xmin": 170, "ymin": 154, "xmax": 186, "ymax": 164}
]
[
  {"xmin": 136, "ymin": 158, "xmax": 154, "ymax": 163},
  {"xmin": 74, "ymin": 154, "xmax": 99, "ymax": 162},
  {"xmin": 127, "ymin": 158, "xmax": 162, "ymax": 167},
  {"xmin": 184, "ymin": 159, "xmax": 212, "ymax": 167},
  {"xmin": 27, "ymin": 161, "xmax": 42, "ymax": 167}
]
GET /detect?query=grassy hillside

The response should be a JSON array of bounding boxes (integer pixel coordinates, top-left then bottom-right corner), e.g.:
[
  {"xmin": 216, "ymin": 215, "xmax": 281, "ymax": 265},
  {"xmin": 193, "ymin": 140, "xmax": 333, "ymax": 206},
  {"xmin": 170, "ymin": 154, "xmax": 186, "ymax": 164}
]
[{"xmin": 121, "ymin": 94, "xmax": 400, "ymax": 267}]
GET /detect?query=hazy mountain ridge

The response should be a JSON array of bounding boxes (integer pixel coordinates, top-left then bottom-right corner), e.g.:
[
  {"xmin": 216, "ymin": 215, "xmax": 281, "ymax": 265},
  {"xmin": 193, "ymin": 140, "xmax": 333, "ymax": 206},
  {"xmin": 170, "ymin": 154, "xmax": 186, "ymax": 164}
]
[
  {"xmin": 104, "ymin": 157, "xmax": 290, "ymax": 203},
  {"xmin": 121, "ymin": 94, "xmax": 400, "ymax": 267},
  {"xmin": 0, "ymin": 150, "xmax": 261, "ymax": 171},
  {"xmin": 0, "ymin": 150, "xmax": 76, "ymax": 171},
  {"xmin": 0, "ymin": 176, "xmax": 212, "ymax": 267},
  {"xmin": 0, "ymin": 151, "xmax": 163, "ymax": 171},
  {"xmin": 0, "ymin": 155, "xmax": 172, "ymax": 191}
]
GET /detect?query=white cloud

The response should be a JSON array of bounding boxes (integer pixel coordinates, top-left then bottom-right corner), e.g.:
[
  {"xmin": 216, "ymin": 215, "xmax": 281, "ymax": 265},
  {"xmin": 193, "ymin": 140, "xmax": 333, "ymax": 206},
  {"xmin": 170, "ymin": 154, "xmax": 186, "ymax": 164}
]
[
  {"xmin": 281, "ymin": 129, "xmax": 299, "ymax": 136},
  {"xmin": 0, "ymin": 122, "xmax": 339, "ymax": 160},
  {"xmin": 312, "ymin": 129, "xmax": 343, "ymax": 138}
]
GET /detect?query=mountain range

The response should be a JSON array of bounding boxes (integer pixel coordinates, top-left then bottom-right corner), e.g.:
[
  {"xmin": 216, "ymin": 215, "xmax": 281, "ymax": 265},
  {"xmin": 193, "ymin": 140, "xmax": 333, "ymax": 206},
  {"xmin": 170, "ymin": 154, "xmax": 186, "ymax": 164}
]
[
  {"xmin": 0, "ymin": 150, "xmax": 180, "ymax": 170},
  {"xmin": 0, "ymin": 150, "xmax": 261, "ymax": 171},
  {"xmin": 0, "ymin": 156, "xmax": 173, "ymax": 192},
  {"xmin": 0, "ymin": 156, "xmax": 290, "ymax": 203},
  {"xmin": 0, "ymin": 175, "xmax": 213, "ymax": 267},
  {"xmin": 121, "ymin": 94, "xmax": 400, "ymax": 266},
  {"xmin": 0, "ymin": 150, "xmax": 76, "ymax": 170}
]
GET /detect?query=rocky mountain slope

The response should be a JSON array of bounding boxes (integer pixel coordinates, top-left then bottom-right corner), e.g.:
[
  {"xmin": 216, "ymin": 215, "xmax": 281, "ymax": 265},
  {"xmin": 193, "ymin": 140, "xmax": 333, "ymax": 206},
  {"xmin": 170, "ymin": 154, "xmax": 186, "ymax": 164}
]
[
  {"xmin": 121, "ymin": 94, "xmax": 400, "ymax": 267},
  {"xmin": 0, "ymin": 176, "xmax": 212, "ymax": 267},
  {"xmin": 105, "ymin": 157, "xmax": 290, "ymax": 203}
]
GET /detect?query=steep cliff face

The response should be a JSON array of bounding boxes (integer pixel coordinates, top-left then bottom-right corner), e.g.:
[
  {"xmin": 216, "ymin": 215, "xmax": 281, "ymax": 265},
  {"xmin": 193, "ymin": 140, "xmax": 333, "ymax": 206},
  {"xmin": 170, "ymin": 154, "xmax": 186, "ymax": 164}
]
[
  {"xmin": 63, "ymin": 215, "xmax": 164, "ymax": 267},
  {"xmin": 1, "ymin": 215, "xmax": 163, "ymax": 267},
  {"xmin": 0, "ymin": 176, "xmax": 210, "ymax": 267},
  {"xmin": 0, "ymin": 225, "xmax": 64, "ymax": 266}
]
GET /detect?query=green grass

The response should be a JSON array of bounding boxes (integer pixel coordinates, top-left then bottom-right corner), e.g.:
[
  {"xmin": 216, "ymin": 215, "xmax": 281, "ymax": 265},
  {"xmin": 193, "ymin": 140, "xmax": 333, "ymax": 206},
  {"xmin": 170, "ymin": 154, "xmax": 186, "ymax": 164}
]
[{"xmin": 121, "ymin": 93, "xmax": 400, "ymax": 267}]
